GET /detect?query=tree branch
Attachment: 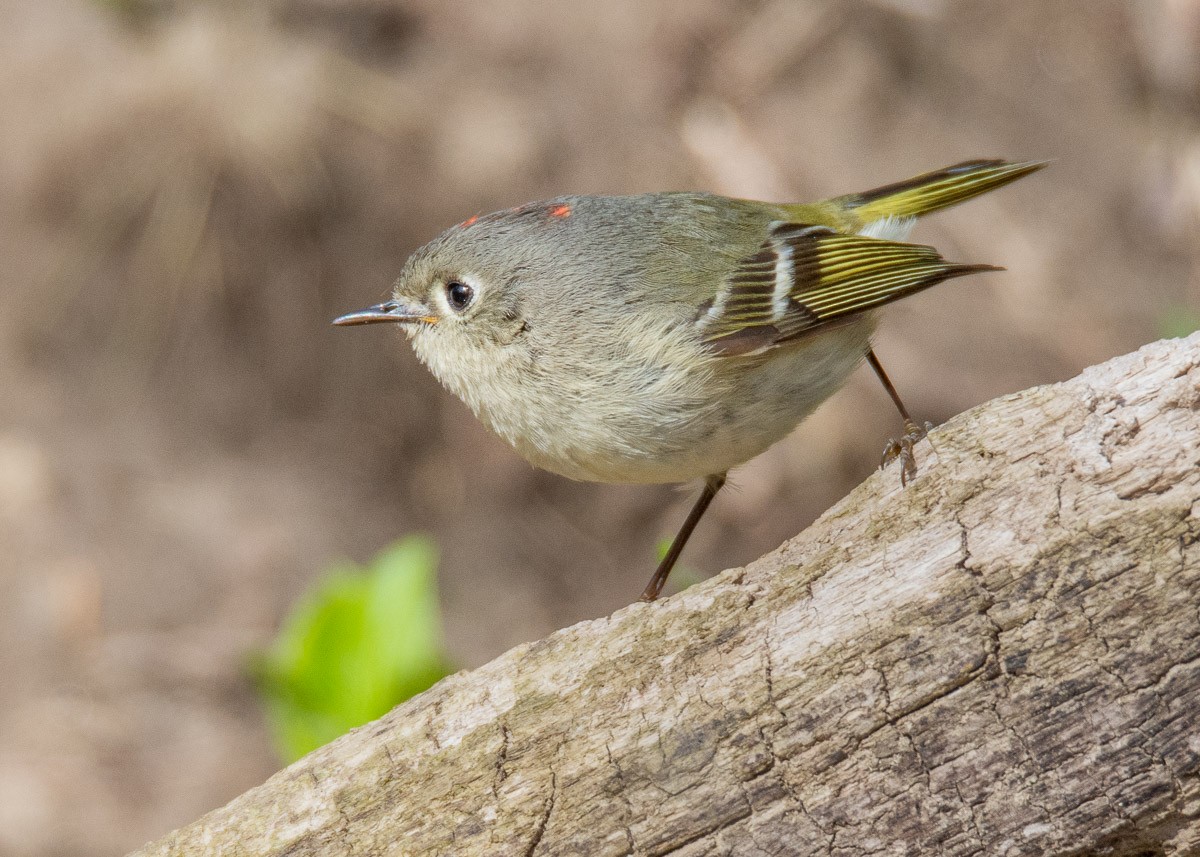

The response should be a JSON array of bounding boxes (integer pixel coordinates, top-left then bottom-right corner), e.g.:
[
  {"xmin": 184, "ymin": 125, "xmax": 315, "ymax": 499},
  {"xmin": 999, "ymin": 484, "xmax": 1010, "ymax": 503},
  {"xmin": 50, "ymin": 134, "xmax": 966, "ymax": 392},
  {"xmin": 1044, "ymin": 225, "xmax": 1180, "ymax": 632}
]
[{"xmin": 132, "ymin": 334, "xmax": 1200, "ymax": 857}]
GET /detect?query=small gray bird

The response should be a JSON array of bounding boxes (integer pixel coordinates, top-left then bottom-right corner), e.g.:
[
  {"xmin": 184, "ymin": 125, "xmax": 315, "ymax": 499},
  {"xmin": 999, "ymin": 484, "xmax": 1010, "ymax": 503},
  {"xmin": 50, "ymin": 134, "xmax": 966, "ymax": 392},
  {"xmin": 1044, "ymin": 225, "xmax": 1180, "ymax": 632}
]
[{"xmin": 335, "ymin": 159, "xmax": 1044, "ymax": 600}]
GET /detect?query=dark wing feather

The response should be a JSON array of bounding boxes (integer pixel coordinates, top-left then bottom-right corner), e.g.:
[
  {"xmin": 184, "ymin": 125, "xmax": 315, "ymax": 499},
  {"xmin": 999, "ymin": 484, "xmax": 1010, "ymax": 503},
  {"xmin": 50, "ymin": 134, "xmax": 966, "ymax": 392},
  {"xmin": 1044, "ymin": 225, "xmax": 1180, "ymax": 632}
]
[{"xmin": 700, "ymin": 223, "xmax": 998, "ymax": 356}]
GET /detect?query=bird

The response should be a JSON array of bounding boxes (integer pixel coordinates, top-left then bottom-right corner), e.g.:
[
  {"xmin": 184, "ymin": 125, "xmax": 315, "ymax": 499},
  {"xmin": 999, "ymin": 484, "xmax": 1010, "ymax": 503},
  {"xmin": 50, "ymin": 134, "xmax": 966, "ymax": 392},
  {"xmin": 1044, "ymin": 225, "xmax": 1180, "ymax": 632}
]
[{"xmin": 334, "ymin": 159, "xmax": 1044, "ymax": 601}]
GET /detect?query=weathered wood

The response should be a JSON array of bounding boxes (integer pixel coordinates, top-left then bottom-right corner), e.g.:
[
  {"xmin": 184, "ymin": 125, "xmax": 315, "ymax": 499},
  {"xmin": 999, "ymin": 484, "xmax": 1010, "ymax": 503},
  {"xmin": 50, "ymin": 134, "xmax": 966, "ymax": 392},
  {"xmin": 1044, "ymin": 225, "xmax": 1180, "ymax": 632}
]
[{"xmin": 132, "ymin": 334, "xmax": 1200, "ymax": 856}]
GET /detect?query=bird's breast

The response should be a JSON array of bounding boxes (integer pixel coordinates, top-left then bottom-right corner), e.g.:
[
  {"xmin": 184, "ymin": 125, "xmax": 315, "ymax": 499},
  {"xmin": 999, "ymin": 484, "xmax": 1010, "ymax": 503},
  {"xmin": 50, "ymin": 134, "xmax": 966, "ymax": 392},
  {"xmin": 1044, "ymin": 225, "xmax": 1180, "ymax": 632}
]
[{"xmin": 413, "ymin": 315, "xmax": 874, "ymax": 485}]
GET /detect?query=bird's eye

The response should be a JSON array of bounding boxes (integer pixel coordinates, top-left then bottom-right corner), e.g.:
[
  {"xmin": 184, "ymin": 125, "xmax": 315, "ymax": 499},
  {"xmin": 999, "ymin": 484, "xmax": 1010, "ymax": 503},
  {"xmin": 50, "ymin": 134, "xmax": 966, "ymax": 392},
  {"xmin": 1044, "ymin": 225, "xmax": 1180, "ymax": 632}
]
[{"xmin": 446, "ymin": 280, "xmax": 474, "ymax": 312}]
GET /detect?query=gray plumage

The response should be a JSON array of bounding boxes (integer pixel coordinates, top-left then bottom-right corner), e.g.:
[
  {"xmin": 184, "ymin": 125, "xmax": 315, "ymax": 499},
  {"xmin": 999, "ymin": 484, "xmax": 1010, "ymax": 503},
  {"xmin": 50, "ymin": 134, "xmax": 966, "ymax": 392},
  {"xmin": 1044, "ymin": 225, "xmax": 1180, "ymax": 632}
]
[
  {"xmin": 393, "ymin": 194, "xmax": 891, "ymax": 482},
  {"xmin": 333, "ymin": 160, "xmax": 1044, "ymax": 599}
]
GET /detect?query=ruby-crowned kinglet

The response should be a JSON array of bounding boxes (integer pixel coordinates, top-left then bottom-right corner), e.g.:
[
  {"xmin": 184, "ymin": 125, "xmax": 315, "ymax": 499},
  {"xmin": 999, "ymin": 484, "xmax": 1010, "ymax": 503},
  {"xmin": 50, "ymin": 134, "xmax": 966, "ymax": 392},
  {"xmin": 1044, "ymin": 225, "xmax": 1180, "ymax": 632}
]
[{"xmin": 335, "ymin": 159, "xmax": 1044, "ymax": 601}]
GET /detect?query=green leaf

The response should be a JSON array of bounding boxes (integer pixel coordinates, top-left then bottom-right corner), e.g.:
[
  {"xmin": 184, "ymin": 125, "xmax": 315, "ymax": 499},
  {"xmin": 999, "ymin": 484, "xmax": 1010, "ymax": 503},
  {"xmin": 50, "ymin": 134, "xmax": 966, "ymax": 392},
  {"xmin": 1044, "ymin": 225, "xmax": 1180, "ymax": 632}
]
[
  {"xmin": 250, "ymin": 536, "xmax": 451, "ymax": 763},
  {"xmin": 1158, "ymin": 306, "xmax": 1200, "ymax": 340}
]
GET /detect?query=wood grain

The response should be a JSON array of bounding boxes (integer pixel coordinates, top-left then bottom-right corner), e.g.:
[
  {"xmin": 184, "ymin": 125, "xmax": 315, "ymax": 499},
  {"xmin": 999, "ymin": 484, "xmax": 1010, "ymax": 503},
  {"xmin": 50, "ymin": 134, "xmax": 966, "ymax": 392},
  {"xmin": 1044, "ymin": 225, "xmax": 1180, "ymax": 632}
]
[{"xmin": 132, "ymin": 333, "xmax": 1200, "ymax": 856}]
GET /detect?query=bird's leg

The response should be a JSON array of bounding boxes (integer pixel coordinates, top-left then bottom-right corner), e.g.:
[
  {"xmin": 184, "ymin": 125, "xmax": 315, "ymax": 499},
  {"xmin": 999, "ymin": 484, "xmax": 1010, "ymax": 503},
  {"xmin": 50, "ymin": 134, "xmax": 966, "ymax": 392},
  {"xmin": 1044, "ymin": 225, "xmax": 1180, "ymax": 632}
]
[
  {"xmin": 640, "ymin": 472, "xmax": 727, "ymax": 602},
  {"xmin": 865, "ymin": 348, "xmax": 931, "ymax": 486}
]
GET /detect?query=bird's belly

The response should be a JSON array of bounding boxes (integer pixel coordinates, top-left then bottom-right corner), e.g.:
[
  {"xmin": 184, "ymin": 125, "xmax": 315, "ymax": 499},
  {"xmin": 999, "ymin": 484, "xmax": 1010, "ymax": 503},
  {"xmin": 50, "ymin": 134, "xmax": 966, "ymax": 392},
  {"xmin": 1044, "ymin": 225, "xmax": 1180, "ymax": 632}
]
[{"xmin": 511, "ymin": 319, "xmax": 874, "ymax": 485}]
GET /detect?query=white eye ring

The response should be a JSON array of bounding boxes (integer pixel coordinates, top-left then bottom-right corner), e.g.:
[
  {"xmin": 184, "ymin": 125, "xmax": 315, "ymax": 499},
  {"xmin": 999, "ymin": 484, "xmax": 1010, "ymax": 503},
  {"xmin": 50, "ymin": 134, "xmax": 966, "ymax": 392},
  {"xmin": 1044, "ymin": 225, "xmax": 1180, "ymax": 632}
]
[
  {"xmin": 434, "ymin": 273, "xmax": 482, "ymax": 317},
  {"xmin": 446, "ymin": 280, "xmax": 474, "ymax": 312}
]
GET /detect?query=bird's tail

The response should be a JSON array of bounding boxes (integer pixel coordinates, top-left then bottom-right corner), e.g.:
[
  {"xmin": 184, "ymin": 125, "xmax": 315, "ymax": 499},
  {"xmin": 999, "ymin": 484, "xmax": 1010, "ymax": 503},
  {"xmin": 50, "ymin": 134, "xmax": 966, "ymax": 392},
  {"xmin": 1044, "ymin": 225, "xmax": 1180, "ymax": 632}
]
[{"xmin": 832, "ymin": 159, "xmax": 1047, "ymax": 224}]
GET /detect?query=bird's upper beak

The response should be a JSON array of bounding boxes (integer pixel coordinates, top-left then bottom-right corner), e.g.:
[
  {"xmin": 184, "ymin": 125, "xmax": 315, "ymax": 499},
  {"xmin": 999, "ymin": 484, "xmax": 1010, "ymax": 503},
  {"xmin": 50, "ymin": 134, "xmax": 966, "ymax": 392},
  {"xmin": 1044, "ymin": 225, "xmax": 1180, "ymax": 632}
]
[{"xmin": 331, "ymin": 299, "xmax": 438, "ymax": 326}]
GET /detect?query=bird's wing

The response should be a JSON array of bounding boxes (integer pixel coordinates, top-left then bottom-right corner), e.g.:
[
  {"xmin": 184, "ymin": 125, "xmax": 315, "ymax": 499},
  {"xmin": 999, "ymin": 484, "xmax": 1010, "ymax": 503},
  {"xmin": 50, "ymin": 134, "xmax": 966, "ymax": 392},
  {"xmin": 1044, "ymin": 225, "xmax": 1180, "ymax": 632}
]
[
  {"xmin": 697, "ymin": 222, "xmax": 998, "ymax": 357},
  {"xmin": 827, "ymin": 159, "xmax": 1046, "ymax": 226}
]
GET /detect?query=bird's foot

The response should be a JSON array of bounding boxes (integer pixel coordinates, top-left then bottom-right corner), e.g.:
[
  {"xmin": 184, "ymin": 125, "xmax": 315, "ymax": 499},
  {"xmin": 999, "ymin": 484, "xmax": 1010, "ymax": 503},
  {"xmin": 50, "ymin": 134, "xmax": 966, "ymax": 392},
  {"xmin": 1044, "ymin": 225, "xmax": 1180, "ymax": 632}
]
[{"xmin": 880, "ymin": 420, "xmax": 933, "ymax": 486}]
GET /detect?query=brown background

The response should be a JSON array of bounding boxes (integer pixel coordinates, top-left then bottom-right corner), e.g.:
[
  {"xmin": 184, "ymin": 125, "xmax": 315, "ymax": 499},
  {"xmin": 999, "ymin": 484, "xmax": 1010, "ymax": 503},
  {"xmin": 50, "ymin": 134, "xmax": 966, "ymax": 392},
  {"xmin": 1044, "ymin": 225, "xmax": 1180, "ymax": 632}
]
[{"xmin": 1, "ymin": 0, "xmax": 1197, "ymax": 853}]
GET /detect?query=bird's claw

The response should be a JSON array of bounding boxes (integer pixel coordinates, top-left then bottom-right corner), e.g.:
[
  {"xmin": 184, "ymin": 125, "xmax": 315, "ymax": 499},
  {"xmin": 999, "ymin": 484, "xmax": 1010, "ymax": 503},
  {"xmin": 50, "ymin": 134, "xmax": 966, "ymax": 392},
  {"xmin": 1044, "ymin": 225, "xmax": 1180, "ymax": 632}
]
[{"xmin": 880, "ymin": 420, "xmax": 933, "ymax": 486}]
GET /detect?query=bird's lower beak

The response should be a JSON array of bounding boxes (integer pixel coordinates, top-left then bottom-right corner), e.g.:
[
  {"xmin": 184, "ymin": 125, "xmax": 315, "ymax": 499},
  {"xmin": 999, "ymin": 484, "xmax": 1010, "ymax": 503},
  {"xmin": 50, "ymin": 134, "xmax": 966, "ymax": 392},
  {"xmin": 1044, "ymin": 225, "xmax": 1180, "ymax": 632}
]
[{"xmin": 331, "ymin": 300, "xmax": 438, "ymax": 326}]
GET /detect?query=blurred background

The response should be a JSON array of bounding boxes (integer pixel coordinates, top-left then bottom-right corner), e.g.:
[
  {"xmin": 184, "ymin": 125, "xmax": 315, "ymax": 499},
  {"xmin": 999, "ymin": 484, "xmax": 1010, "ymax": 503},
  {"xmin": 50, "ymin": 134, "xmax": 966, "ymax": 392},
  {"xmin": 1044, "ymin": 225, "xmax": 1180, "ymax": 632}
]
[{"xmin": 1, "ymin": 0, "xmax": 1198, "ymax": 852}]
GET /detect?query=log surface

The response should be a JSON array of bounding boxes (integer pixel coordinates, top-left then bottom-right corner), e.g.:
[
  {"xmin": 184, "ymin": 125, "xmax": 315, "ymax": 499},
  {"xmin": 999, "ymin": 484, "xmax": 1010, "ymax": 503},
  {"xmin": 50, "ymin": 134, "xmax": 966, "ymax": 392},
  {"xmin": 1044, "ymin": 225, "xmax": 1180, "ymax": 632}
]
[{"xmin": 133, "ymin": 334, "xmax": 1200, "ymax": 856}]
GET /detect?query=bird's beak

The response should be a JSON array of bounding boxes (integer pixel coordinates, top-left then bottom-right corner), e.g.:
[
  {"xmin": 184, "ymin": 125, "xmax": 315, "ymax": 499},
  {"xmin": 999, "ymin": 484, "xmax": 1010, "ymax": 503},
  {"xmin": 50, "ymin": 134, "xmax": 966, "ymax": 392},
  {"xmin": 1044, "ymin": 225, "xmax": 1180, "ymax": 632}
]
[{"xmin": 331, "ymin": 299, "xmax": 438, "ymax": 326}]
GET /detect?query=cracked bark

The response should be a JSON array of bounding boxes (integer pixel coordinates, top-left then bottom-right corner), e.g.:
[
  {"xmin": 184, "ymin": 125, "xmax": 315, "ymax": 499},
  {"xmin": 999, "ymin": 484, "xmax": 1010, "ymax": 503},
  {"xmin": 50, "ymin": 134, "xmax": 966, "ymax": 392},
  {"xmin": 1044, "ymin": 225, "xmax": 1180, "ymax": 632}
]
[{"xmin": 130, "ymin": 334, "xmax": 1200, "ymax": 857}]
